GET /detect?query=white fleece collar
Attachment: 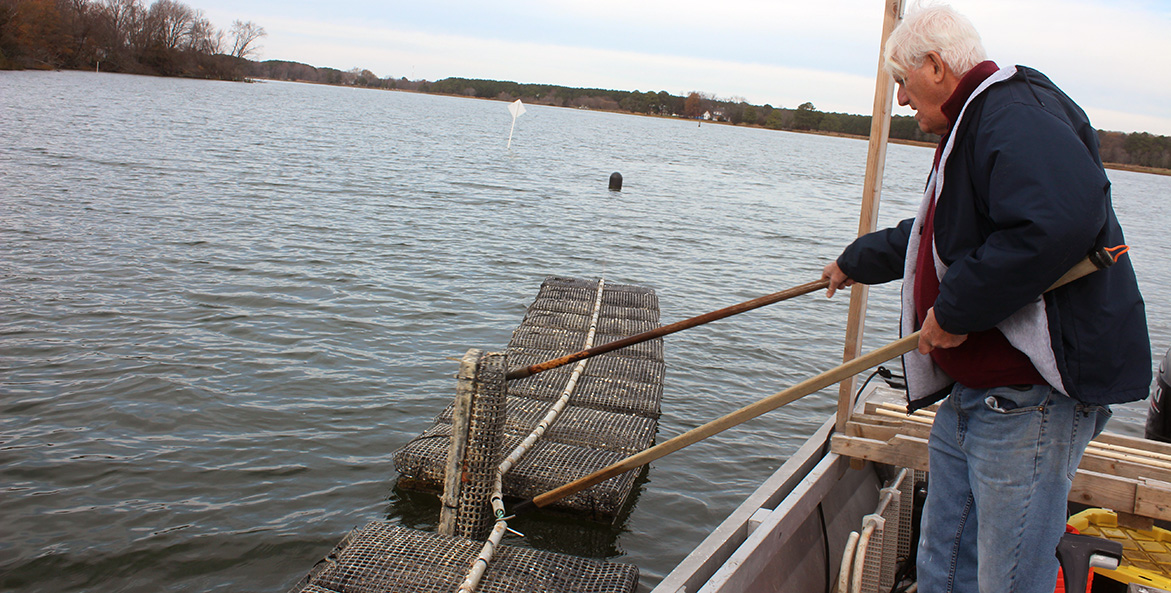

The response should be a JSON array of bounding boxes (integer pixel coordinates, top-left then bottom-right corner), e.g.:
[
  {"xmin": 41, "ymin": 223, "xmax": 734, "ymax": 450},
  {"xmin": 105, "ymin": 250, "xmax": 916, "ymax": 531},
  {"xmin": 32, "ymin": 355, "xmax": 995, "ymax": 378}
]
[{"xmin": 899, "ymin": 65, "xmax": 1068, "ymax": 402}]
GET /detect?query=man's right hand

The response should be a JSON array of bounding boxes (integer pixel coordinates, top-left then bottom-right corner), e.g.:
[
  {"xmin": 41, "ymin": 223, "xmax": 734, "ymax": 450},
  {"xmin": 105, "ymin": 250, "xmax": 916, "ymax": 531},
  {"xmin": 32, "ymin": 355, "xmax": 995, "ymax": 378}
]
[
  {"xmin": 821, "ymin": 261, "xmax": 855, "ymax": 298},
  {"xmin": 918, "ymin": 307, "xmax": 968, "ymax": 353}
]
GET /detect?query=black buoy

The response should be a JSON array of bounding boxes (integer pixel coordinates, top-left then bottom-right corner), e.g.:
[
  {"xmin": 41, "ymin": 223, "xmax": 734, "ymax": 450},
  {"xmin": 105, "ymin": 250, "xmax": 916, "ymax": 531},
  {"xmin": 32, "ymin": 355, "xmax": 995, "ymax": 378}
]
[
  {"xmin": 1146, "ymin": 346, "xmax": 1171, "ymax": 443},
  {"xmin": 608, "ymin": 172, "xmax": 623, "ymax": 191}
]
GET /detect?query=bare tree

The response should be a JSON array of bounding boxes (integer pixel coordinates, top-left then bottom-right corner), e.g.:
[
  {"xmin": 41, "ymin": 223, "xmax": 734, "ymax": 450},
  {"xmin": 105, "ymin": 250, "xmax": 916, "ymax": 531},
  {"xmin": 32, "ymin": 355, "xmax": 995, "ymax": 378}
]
[
  {"xmin": 186, "ymin": 10, "xmax": 220, "ymax": 54},
  {"xmin": 100, "ymin": 0, "xmax": 145, "ymax": 47},
  {"xmin": 146, "ymin": 0, "xmax": 195, "ymax": 50},
  {"xmin": 229, "ymin": 19, "xmax": 264, "ymax": 59}
]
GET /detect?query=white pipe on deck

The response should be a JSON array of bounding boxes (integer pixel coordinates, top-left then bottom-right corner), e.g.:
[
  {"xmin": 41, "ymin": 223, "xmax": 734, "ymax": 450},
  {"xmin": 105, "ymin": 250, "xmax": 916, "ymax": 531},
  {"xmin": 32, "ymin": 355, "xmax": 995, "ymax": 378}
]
[
  {"xmin": 838, "ymin": 530, "xmax": 861, "ymax": 593},
  {"xmin": 846, "ymin": 469, "xmax": 905, "ymax": 593}
]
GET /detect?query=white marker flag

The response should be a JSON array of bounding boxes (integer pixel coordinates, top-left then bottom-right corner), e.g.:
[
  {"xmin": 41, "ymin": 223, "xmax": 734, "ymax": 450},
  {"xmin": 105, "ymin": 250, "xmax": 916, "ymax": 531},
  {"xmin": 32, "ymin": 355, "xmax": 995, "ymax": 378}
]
[{"xmin": 507, "ymin": 99, "xmax": 526, "ymax": 149}]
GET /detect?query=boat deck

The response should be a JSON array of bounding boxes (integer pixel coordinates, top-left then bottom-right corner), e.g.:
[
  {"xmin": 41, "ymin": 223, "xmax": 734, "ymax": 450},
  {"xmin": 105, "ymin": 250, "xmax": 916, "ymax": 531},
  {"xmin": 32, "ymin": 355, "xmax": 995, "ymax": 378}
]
[{"xmin": 654, "ymin": 383, "xmax": 1171, "ymax": 593}]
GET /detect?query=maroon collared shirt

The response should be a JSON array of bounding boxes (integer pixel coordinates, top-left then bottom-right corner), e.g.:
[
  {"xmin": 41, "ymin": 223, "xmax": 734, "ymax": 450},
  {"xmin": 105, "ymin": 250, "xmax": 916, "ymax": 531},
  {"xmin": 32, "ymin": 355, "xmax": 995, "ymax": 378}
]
[{"xmin": 913, "ymin": 61, "xmax": 1047, "ymax": 389}]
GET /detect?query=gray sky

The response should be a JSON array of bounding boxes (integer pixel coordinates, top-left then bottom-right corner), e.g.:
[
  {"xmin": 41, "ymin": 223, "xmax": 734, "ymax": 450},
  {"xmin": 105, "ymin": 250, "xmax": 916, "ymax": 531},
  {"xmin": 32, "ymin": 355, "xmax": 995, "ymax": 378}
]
[{"xmin": 199, "ymin": 0, "xmax": 1171, "ymax": 135}]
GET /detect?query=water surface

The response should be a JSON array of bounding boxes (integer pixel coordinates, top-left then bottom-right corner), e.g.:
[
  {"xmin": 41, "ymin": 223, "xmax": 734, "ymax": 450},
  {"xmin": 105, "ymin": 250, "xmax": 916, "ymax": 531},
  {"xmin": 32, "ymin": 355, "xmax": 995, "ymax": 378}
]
[{"xmin": 2, "ymin": 70, "xmax": 1168, "ymax": 592}]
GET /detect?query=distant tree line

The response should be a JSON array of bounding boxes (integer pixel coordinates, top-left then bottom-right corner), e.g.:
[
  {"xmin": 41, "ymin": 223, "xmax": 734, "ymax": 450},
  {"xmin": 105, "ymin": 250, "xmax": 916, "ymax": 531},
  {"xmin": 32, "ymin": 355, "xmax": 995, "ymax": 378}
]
[
  {"xmin": 420, "ymin": 78, "xmax": 944, "ymax": 144},
  {"xmin": 1099, "ymin": 131, "xmax": 1171, "ymax": 170},
  {"xmin": 0, "ymin": 0, "xmax": 265, "ymax": 79},
  {"xmin": 247, "ymin": 60, "xmax": 434, "ymax": 92},
  {"xmin": 415, "ymin": 77, "xmax": 1165, "ymax": 168},
  {"xmin": 5, "ymin": 4, "xmax": 1166, "ymax": 170}
]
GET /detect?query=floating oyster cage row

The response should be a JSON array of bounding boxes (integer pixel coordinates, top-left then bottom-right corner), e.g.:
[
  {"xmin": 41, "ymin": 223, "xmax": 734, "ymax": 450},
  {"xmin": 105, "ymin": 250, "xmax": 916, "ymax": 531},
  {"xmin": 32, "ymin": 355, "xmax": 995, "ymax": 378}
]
[{"xmin": 289, "ymin": 276, "xmax": 664, "ymax": 593}]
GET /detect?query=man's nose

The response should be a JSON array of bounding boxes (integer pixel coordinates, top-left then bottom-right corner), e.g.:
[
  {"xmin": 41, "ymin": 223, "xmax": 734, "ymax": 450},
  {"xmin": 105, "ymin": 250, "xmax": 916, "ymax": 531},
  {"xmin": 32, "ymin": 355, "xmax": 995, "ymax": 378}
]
[{"xmin": 896, "ymin": 85, "xmax": 910, "ymax": 107}]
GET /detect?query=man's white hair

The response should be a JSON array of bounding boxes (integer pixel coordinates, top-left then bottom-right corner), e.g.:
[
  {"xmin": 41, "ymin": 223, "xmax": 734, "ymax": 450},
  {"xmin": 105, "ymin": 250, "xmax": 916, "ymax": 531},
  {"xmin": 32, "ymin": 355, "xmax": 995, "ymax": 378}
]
[{"xmin": 884, "ymin": 4, "xmax": 987, "ymax": 79}]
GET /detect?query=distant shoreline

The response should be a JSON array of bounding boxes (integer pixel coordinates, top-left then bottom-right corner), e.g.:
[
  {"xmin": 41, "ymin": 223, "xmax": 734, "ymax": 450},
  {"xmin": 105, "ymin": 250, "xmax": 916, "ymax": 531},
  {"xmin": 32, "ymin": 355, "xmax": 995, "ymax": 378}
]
[
  {"xmin": 614, "ymin": 107, "xmax": 1171, "ymax": 177},
  {"xmin": 86, "ymin": 73, "xmax": 1171, "ymax": 177},
  {"xmin": 1101, "ymin": 162, "xmax": 1171, "ymax": 176},
  {"xmin": 804, "ymin": 131, "xmax": 1171, "ymax": 177},
  {"xmin": 362, "ymin": 83, "xmax": 1171, "ymax": 177}
]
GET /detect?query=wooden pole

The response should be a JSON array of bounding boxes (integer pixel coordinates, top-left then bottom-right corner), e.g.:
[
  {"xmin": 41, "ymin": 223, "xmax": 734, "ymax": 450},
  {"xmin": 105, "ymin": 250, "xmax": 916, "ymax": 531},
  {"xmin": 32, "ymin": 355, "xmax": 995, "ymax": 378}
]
[
  {"xmin": 837, "ymin": 0, "xmax": 906, "ymax": 432},
  {"xmin": 437, "ymin": 349, "xmax": 480, "ymax": 535},
  {"xmin": 513, "ymin": 333, "xmax": 922, "ymax": 514},
  {"xmin": 438, "ymin": 349, "xmax": 506, "ymax": 539},
  {"xmin": 506, "ymin": 279, "xmax": 829, "ymax": 381}
]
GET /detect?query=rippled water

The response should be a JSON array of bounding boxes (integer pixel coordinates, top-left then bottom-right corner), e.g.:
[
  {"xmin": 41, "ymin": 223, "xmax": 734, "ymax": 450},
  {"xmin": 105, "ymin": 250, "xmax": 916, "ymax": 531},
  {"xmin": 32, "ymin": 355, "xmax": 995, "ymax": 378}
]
[{"xmin": 2, "ymin": 70, "xmax": 1169, "ymax": 592}]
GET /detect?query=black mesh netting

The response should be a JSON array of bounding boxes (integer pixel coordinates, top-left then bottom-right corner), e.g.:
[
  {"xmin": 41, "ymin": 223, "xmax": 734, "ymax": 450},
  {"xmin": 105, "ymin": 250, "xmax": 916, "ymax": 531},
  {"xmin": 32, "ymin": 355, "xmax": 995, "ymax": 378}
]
[
  {"xmin": 393, "ymin": 277, "xmax": 664, "ymax": 520},
  {"xmin": 288, "ymin": 522, "xmax": 638, "ymax": 593}
]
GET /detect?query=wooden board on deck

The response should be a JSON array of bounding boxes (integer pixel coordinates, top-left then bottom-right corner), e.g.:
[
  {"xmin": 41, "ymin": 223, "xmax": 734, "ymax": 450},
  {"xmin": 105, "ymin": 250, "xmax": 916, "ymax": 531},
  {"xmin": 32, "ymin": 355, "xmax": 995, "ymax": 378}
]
[{"xmin": 830, "ymin": 386, "xmax": 1171, "ymax": 522}]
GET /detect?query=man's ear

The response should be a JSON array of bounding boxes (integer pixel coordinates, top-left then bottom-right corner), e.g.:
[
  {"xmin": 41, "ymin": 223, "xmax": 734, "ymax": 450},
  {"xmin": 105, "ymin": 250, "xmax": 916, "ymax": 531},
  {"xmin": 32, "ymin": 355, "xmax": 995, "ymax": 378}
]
[{"xmin": 926, "ymin": 52, "xmax": 947, "ymax": 83}]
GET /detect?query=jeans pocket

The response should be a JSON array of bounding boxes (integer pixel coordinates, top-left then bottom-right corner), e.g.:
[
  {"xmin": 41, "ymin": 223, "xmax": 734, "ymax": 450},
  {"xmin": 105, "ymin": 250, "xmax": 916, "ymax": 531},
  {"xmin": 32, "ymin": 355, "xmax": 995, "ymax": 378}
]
[{"xmin": 983, "ymin": 385, "xmax": 1050, "ymax": 415}]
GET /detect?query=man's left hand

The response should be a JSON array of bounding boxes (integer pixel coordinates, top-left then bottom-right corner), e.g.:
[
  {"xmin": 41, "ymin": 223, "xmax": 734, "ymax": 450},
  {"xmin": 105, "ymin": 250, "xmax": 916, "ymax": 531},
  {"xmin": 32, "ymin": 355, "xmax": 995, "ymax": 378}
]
[{"xmin": 919, "ymin": 308, "xmax": 968, "ymax": 354}]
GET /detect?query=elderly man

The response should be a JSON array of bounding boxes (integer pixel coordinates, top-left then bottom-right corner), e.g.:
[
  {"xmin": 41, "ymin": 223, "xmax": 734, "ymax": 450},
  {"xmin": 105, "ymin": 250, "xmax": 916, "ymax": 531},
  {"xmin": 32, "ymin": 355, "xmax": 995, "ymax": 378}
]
[{"xmin": 821, "ymin": 5, "xmax": 1150, "ymax": 593}]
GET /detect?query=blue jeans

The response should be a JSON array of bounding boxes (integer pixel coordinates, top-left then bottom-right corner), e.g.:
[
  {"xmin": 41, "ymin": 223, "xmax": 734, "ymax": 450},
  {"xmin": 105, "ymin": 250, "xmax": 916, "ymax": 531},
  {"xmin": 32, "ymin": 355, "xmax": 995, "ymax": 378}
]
[{"xmin": 916, "ymin": 383, "xmax": 1111, "ymax": 593}]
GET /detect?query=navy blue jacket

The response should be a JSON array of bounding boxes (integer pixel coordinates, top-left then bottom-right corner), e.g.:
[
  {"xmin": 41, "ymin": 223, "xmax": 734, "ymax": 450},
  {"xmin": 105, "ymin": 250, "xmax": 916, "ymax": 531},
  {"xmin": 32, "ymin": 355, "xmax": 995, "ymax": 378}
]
[{"xmin": 839, "ymin": 66, "xmax": 1150, "ymax": 406}]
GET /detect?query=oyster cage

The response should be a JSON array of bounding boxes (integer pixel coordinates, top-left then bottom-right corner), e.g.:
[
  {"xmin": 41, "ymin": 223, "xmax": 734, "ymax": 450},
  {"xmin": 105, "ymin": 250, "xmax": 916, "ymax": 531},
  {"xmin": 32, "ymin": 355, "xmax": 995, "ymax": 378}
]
[
  {"xmin": 394, "ymin": 276, "xmax": 664, "ymax": 520},
  {"xmin": 288, "ymin": 277, "xmax": 663, "ymax": 593},
  {"xmin": 287, "ymin": 522, "xmax": 639, "ymax": 593}
]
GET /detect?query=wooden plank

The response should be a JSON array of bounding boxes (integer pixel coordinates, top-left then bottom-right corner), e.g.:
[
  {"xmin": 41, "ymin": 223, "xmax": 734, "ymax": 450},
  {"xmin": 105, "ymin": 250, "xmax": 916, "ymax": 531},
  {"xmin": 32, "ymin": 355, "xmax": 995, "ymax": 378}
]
[
  {"xmin": 837, "ymin": 392, "xmax": 1171, "ymax": 523},
  {"xmin": 845, "ymin": 419, "xmax": 930, "ymax": 442},
  {"xmin": 871, "ymin": 401, "xmax": 936, "ymax": 419},
  {"xmin": 847, "ymin": 415, "xmax": 930, "ymax": 440},
  {"xmin": 1085, "ymin": 444, "xmax": 1171, "ymax": 473},
  {"xmin": 832, "ymin": 430, "xmax": 1171, "ymax": 516},
  {"xmin": 833, "ymin": 435, "xmax": 1171, "ymax": 517},
  {"xmin": 1069, "ymin": 469, "xmax": 1141, "ymax": 515},
  {"xmin": 872, "ymin": 407, "xmax": 934, "ymax": 427},
  {"xmin": 1135, "ymin": 479, "xmax": 1171, "ymax": 519},
  {"xmin": 864, "ymin": 400, "xmax": 914, "ymax": 415},
  {"xmin": 864, "ymin": 400, "xmax": 904, "ymax": 416},
  {"xmin": 849, "ymin": 414, "xmax": 912, "ymax": 429},
  {"xmin": 1090, "ymin": 433, "xmax": 1171, "ymax": 461},
  {"xmin": 847, "ymin": 408, "xmax": 1171, "ymax": 477},
  {"xmin": 1070, "ymin": 471, "xmax": 1171, "ymax": 522},
  {"xmin": 830, "ymin": 433, "xmax": 930, "ymax": 472},
  {"xmin": 843, "ymin": 421, "xmax": 905, "ymax": 441},
  {"xmin": 837, "ymin": 0, "xmax": 906, "ymax": 432},
  {"xmin": 1115, "ymin": 511, "xmax": 1155, "ymax": 532},
  {"xmin": 852, "ymin": 415, "xmax": 909, "ymax": 429},
  {"xmin": 1077, "ymin": 450, "xmax": 1171, "ymax": 485}
]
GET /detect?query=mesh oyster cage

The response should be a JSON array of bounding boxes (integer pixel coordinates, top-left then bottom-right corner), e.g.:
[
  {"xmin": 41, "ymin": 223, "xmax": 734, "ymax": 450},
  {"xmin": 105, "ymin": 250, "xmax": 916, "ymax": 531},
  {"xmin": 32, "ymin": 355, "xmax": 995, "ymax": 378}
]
[
  {"xmin": 289, "ymin": 277, "xmax": 659, "ymax": 593},
  {"xmin": 287, "ymin": 522, "xmax": 639, "ymax": 593},
  {"xmin": 393, "ymin": 276, "xmax": 664, "ymax": 520}
]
